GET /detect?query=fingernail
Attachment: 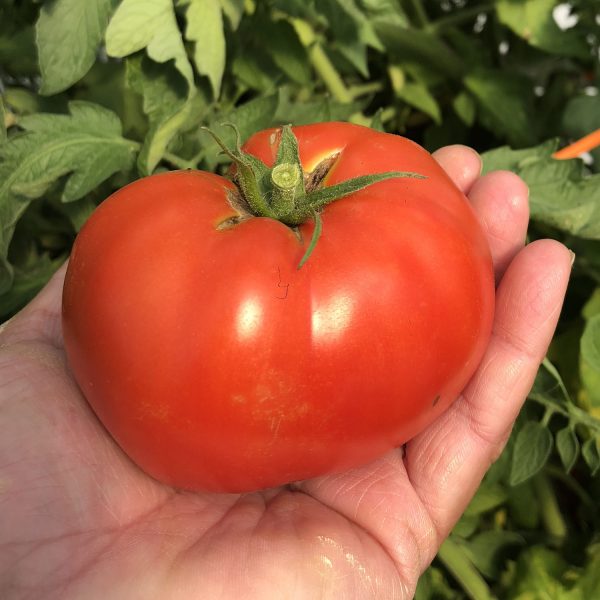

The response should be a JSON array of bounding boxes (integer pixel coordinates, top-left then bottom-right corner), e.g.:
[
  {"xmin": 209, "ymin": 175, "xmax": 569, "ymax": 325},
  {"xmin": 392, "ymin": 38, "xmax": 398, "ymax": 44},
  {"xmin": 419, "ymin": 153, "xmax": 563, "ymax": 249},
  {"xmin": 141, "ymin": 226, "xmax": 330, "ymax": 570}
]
[{"xmin": 569, "ymin": 250, "xmax": 576, "ymax": 267}]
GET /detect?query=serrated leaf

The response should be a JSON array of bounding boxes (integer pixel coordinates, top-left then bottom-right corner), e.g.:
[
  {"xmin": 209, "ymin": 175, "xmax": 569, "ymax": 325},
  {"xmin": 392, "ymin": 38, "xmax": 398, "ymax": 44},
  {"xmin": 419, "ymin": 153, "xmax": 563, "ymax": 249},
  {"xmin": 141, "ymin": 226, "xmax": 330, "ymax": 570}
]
[
  {"xmin": 465, "ymin": 69, "xmax": 536, "ymax": 147},
  {"xmin": 582, "ymin": 437, "xmax": 600, "ymax": 475},
  {"xmin": 497, "ymin": 0, "xmax": 589, "ymax": 59},
  {"xmin": 510, "ymin": 421, "xmax": 553, "ymax": 486},
  {"xmin": 482, "ymin": 142, "xmax": 600, "ymax": 239},
  {"xmin": 556, "ymin": 426, "xmax": 579, "ymax": 473},
  {"xmin": 397, "ymin": 82, "xmax": 441, "ymax": 124},
  {"xmin": 185, "ymin": 0, "xmax": 226, "ymax": 98},
  {"xmin": 0, "ymin": 101, "xmax": 136, "ymax": 294},
  {"xmin": 36, "ymin": 0, "xmax": 119, "ymax": 95}
]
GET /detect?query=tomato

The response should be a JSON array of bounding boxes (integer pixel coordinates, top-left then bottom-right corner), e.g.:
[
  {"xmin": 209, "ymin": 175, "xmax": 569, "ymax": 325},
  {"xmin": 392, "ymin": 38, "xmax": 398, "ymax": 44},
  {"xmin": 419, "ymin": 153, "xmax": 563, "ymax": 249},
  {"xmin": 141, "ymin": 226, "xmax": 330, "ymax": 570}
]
[{"xmin": 62, "ymin": 122, "xmax": 494, "ymax": 493}]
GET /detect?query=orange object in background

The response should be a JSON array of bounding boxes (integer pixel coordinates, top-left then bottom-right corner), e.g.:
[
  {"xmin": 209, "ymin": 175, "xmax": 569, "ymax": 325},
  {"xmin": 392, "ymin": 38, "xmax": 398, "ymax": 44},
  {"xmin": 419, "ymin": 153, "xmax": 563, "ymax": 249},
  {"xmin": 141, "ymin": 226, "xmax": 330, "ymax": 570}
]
[{"xmin": 553, "ymin": 128, "xmax": 600, "ymax": 160}]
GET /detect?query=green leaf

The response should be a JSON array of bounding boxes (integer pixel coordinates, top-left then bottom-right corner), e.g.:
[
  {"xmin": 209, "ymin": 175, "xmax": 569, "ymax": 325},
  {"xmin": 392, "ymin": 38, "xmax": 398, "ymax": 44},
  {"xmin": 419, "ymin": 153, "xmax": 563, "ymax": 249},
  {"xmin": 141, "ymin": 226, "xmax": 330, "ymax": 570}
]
[
  {"xmin": 185, "ymin": 0, "xmax": 226, "ymax": 98},
  {"xmin": 397, "ymin": 82, "xmax": 441, "ymax": 124},
  {"xmin": 482, "ymin": 142, "xmax": 600, "ymax": 240},
  {"xmin": 124, "ymin": 54, "xmax": 192, "ymax": 175},
  {"xmin": 275, "ymin": 89, "xmax": 363, "ymax": 125},
  {"xmin": 320, "ymin": 0, "xmax": 383, "ymax": 77},
  {"xmin": 106, "ymin": 0, "xmax": 195, "ymax": 173},
  {"xmin": 582, "ymin": 437, "xmax": 600, "ymax": 475},
  {"xmin": 462, "ymin": 531, "xmax": 525, "ymax": 579},
  {"xmin": 464, "ymin": 482, "xmax": 508, "ymax": 516},
  {"xmin": 510, "ymin": 421, "xmax": 554, "ymax": 486},
  {"xmin": 507, "ymin": 481, "xmax": 540, "ymax": 529},
  {"xmin": 106, "ymin": 0, "xmax": 193, "ymax": 86},
  {"xmin": 464, "ymin": 69, "xmax": 537, "ymax": 147},
  {"xmin": 0, "ymin": 97, "xmax": 6, "ymax": 145},
  {"xmin": 0, "ymin": 101, "xmax": 136, "ymax": 293},
  {"xmin": 583, "ymin": 288, "xmax": 600, "ymax": 321},
  {"xmin": 0, "ymin": 252, "xmax": 63, "ymax": 320},
  {"xmin": 562, "ymin": 95, "xmax": 600, "ymax": 169},
  {"xmin": 581, "ymin": 315, "xmax": 600, "ymax": 409},
  {"xmin": 375, "ymin": 23, "xmax": 463, "ymax": 80},
  {"xmin": 202, "ymin": 93, "xmax": 280, "ymax": 168},
  {"xmin": 36, "ymin": 0, "xmax": 119, "ymax": 95},
  {"xmin": 508, "ymin": 546, "xmax": 570, "ymax": 598},
  {"xmin": 219, "ymin": 0, "xmax": 245, "ymax": 30},
  {"xmin": 452, "ymin": 92, "xmax": 476, "ymax": 127},
  {"xmin": 497, "ymin": 0, "xmax": 590, "ymax": 59},
  {"xmin": 556, "ymin": 426, "xmax": 579, "ymax": 473}
]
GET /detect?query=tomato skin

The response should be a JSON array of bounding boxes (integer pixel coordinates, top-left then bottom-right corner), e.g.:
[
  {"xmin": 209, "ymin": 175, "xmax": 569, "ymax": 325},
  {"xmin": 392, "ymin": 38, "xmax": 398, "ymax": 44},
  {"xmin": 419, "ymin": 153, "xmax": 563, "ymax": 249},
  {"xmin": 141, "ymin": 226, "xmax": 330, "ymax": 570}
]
[{"xmin": 62, "ymin": 122, "xmax": 494, "ymax": 493}]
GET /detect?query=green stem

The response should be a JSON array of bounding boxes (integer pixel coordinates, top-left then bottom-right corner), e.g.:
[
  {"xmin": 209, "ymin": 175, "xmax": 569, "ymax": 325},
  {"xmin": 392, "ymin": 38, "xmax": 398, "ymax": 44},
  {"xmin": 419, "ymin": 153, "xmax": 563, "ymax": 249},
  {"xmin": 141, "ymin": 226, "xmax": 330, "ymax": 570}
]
[
  {"xmin": 408, "ymin": 0, "xmax": 429, "ymax": 27},
  {"xmin": 533, "ymin": 473, "xmax": 567, "ymax": 543},
  {"xmin": 348, "ymin": 81, "xmax": 384, "ymax": 99},
  {"xmin": 163, "ymin": 152, "xmax": 194, "ymax": 170},
  {"xmin": 437, "ymin": 537, "xmax": 495, "ymax": 600},
  {"xmin": 270, "ymin": 163, "xmax": 301, "ymax": 215},
  {"xmin": 528, "ymin": 392, "xmax": 600, "ymax": 434},
  {"xmin": 291, "ymin": 19, "xmax": 354, "ymax": 104},
  {"xmin": 426, "ymin": 3, "xmax": 495, "ymax": 34}
]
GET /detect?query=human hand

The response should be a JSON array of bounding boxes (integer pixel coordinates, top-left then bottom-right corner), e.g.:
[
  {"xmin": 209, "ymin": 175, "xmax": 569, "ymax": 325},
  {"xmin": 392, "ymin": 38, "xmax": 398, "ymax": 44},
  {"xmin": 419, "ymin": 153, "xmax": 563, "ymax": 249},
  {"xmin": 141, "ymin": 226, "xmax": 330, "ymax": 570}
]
[{"xmin": 0, "ymin": 146, "xmax": 571, "ymax": 599}]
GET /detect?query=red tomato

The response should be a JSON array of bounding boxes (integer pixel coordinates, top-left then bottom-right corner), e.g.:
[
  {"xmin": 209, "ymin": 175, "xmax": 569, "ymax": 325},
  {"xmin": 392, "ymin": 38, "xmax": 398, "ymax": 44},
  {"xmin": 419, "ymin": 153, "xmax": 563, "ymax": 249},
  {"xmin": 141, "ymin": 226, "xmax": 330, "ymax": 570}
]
[{"xmin": 62, "ymin": 122, "xmax": 494, "ymax": 493}]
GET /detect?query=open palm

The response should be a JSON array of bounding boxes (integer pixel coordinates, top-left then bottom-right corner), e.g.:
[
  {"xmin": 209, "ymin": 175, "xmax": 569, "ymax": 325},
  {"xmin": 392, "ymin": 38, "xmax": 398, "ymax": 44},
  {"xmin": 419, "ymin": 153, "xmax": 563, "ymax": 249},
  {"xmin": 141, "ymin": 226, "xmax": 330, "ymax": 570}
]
[{"xmin": 0, "ymin": 146, "xmax": 571, "ymax": 600}]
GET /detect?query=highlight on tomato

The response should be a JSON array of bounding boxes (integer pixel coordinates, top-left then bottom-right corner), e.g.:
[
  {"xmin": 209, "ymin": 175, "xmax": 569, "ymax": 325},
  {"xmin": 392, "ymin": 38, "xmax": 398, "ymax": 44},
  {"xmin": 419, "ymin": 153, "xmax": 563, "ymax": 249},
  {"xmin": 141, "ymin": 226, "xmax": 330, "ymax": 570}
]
[{"xmin": 62, "ymin": 122, "xmax": 495, "ymax": 493}]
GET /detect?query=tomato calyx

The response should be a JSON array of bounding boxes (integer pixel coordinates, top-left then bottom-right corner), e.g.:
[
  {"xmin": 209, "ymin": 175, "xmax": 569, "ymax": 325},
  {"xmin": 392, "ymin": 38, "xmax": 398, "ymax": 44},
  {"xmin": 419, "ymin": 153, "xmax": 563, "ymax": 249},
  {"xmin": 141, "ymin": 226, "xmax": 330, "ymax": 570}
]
[{"xmin": 203, "ymin": 124, "xmax": 425, "ymax": 266}]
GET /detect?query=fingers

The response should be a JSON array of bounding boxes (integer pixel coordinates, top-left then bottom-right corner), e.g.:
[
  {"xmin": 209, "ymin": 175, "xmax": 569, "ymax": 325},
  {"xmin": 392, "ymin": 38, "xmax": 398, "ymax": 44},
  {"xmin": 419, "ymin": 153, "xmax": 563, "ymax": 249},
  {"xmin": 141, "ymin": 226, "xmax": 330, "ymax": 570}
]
[
  {"xmin": 433, "ymin": 146, "xmax": 530, "ymax": 283},
  {"xmin": 468, "ymin": 171, "xmax": 530, "ymax": 282},
  {"xmin": 403, "ymin": 239, "xmax": 572, "ymax": 543},
  {"xmin": 0, "ymin": 261, "xmax": 67, "ymax": 348},
  {"xmin": 433, "ymin": 145, "xmax": 482, "ymax": 195}
]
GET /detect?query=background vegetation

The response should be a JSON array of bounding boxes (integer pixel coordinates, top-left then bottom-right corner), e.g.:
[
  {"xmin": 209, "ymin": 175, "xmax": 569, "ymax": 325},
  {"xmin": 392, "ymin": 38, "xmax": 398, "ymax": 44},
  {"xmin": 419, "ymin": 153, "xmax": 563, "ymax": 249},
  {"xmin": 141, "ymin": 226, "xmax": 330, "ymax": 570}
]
[{"xmin": 1, "ymin": 0, "xmax": 599, "ymax": 597}]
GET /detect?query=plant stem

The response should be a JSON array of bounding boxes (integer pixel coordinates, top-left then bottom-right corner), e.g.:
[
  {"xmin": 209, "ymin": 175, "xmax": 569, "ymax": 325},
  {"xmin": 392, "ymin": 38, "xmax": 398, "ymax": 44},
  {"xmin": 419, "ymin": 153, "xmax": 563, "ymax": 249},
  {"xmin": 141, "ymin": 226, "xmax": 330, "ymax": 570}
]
[
  {"xmin": 533, "ymin": 473, "xmax": 567, "ymax": 543},
  {"xmin": 408, "ymin": 0, "xmax": 429, "ymax": 28},
  {"xmin": 163, "ymin": 152, "xmax": 194, "ymax": 170},
  {"xmin": 426, "ymin": 3, "xmax": 495, "ymax": 34},
  {"xmin": 437, "ymin": 537, "xmax": 495, "ymax": 600},
  {"xmin": 348, "ymin": 81, "xmax": 384, "ymax": 99},
  {"xmin": 291, "ymin": 19, "xmax": 354, "ymax": 104}
]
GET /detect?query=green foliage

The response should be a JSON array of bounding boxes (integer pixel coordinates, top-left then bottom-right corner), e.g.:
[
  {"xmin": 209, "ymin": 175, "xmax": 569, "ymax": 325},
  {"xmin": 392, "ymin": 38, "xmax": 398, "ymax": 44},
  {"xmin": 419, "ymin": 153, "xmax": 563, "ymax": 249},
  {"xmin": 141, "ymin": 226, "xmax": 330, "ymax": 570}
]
[{"xmin": 1, "ymin": 0, "xmax": 600, "ymax": 597}]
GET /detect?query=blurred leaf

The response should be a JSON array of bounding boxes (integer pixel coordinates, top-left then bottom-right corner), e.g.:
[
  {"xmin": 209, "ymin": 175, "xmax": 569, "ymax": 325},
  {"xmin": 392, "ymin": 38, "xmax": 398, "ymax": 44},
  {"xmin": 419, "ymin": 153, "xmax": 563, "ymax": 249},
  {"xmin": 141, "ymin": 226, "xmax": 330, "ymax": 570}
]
[
  {"xmin": 185, "ymin": 0, "xmax": 226, "ymax": 98},
  {"xmin": 580, "ymin": 315, "xmax": 600, "ymax": 409},
  {"xmin": 397, "ymin": 82, "xmax": 441, "ymax": 124},
  {"xmin": 1, "ymin": 87, "xmax": 68, "ymax": 116},
  {"xmin": 375, "ymin": 23, "xmax": 463, "ymax": 80},
  {"xmin": 562, "ymin": 95, "xmax": 600, "ymax": 169},
  {"xmin": 497, "ymin": 0, "xmax": 590, "ymax": 59},
  {"xmin": 359, "ymin": 0, "xmax": 408, "ymax": 27},
  {"xmin": 0, "ymin": 26, "xmax": 38, "ymax": 75},
  {"xmin": 462, "ymin": 531, "xmax": 525, "ymax": 579},
  {"xmin": 320, "ymin": 0, "xmax": 383, "ymax": 77},
  {"xmin": 508, "ymin": 546, "xmax": 570, "ymax": 598},
  {"xmin": 452, "ymin": 92, "xmax": 476, "ymax": 127},
  {"xmin": 464, "ymin": 482, "xmax": 508, "ymax": 517},
  {"xmin": 0, "ymin": 251, "xmax": 63, "ymax": 319},
  {"xmin": 583, "ymin": 288, "xmax": 600, "ymax": 321},
  {"xmin": 464, "ymin": 69, "xmax": 537, "ymax": 147},
  {"xmin": 36, "ymin": 0, "xmax": 119, "ymax": 95},
  {"xmin": 0, "ymin": 97, "xmax": 6, "ymax": 145},
  {"xmin": 275, "ymin": 91, "xmax": 362, "ymax": 125},
  {"xmin": 510, "ymin": 421, "xmax": 554, "ymax": 486},
  {"xmin": 556, "ymin": 426, "xmax": 579, "ymax": 473},
  {"xmin": 414, "ymin": 565, "xmax": 461, "ymax": 600},
  {"xmin": 219, "ymin": 0, "xmax": 244, "ymax": 29},
  {"xmin": 582, "ymin": 437, "xmax": 600, "ymax": 475},
  {"xmin": 508, "ymin": 481, "xmax": 541, "ymax": 529}
]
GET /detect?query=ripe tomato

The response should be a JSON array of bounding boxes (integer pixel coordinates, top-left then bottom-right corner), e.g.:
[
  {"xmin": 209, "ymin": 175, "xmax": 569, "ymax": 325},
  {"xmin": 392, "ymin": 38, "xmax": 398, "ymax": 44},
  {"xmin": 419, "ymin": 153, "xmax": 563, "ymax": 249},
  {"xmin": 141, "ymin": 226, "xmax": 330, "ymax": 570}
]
[{"xmin": 62, "ymin": 122, "xmax": 494, "ymax": 493}]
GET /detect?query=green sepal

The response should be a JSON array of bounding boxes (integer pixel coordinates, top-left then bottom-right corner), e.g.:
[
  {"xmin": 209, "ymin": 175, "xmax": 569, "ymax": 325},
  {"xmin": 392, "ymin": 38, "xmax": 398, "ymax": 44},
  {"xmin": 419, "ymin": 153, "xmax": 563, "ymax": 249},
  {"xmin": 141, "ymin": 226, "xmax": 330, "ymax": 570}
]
[
  {"xmin": 298, "ymin": 209, "xmax": 322, "ymax": 269},
  {"xmin": 275, "ymin": 124, "xmax": 306, "ymax": 198},
  {"xmin": 285, "ymin": 170, "xmax": 425, "ymax": 225}
]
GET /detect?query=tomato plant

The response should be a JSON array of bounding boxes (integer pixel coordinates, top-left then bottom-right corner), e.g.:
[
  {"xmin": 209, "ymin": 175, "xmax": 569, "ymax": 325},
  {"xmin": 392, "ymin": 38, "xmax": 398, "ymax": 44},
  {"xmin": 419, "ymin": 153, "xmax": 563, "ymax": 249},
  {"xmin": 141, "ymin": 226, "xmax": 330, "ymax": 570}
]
[{"xmin": 62, "ymin": 122, "xmax": 494, "ymax": 493}]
